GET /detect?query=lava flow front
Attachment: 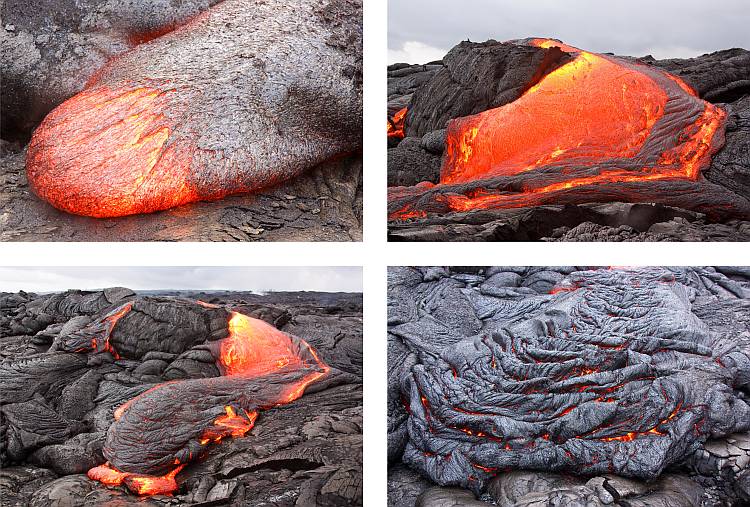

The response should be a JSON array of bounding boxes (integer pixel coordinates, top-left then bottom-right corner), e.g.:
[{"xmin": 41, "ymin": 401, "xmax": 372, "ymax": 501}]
[
  {"xmin": 389, "ymin": 39, "xmax": 733, "ymax": 220},
  {"xmin": 88, "ymin": 310, "xmax": 329, "ymax": 496},
  {"xmin": 26, "ymin": 85, "xmax": 199, "ymax": 218}
]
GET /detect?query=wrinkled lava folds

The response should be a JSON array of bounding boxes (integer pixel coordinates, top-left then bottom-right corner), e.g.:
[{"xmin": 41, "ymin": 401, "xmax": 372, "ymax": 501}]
[
  {"xmin": 82, "ymin": 307, "xmax": 329, "ymax": 496},
  {"xmin": 389, "ymin": 39, "xmax": 736, "ymax": 220},
  {"xmin": 402, "ymin": 268, "xmax": 750, "ymax": 494}
]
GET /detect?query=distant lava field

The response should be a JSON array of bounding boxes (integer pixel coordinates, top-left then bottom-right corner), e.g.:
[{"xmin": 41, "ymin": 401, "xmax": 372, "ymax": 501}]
[
  {"xmin": 387, "ymin": 39, "xmax": 750, "ymax": 241},
  {"xmin": 388, "ymin": 267, "xmax": 750, "ymax": 506}
]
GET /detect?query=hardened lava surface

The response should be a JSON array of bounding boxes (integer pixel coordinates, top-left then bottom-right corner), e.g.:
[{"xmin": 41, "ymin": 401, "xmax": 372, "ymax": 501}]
[
  {"xmin": 388, "ymin": 267, "xmax": 750, "ymax": 506},
  {"xmin": 1, "ymin": 289, "xmax": 363, "ymax": 505}
]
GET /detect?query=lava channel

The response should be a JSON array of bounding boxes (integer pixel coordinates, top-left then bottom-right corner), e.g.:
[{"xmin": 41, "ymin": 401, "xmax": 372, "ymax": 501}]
[
  {"xmin": 87, "ymin": 311, "xmax": 329, "ymax": 496},
  {"xmin": 388, "ymin": 39, "xmax": 746, "ymax": 220}
]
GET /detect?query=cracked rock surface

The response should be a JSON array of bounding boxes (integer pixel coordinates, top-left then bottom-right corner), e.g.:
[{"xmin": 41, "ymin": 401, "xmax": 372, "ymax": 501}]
[{"xmin": 388, "ymin": 267, "xmax": 750, "ymax": 506}]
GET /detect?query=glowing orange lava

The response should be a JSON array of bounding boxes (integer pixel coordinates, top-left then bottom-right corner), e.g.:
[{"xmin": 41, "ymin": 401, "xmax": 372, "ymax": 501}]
[
  {"xmin": 26, "ymin": 86, "xmax": 198, "ymax": 217},
  {"xmin": 389, "ymin": 39, "xmax": 728, "ymax": 220},
  {"xmin": 219, "ymin": 312, "xmax": 304, "ymax": 376},
  {"xmin": 88, "ymin": 463, "xmax": 185, "ymax": 496},
  {"xmin": 442, "ymin": 39, "xmax": 723, "ymax": 186},
  {"xmin": 218, "ymin": 312, "xmax": 330, "ymax": 404},
  {"xmin": 95, "ymin": 303, "xmax": 132, "ymax": 358},
  {"xmin": 89, "ymin": 309, "xmax": 330, "ymax": 496},
  {"xmin": 388, "ymin": 107, "xmax": 408, "ymax": 139}
]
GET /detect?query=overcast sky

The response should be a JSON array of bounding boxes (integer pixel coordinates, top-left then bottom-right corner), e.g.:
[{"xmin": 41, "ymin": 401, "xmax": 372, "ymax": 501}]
[
  {"xmin": 389, "ymin": 0, "xmax": 750, "ymax": 64},
  {"xmin": 0, "ymin": 267, "xmax": 362, "ymax": 293}
]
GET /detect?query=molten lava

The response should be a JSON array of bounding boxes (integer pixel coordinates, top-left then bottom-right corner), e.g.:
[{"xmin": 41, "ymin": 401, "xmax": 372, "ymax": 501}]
[
  {"xmin": 88, "ymin": 463, "xmax": 186, "ymax": 496},
  {"xmin": 219, "ymin": 312, "xmax": 330, "ymax": 403},
  {"xmin": 444, "ymin": 38, "xmax": 724, "ymax": 186},
  {"xmin": 94, "ymin": 303, "xmax": 131, "ymax": 358},
  {"xmin": 389, "ymin": 39, "xmax": 731, "ymax": 220},
  {"xmin": 26, "ymin": 86, "xmax": 199, "ymax": 218},
  {"xmin": 388, "ymin": 107, "xmax": 408, "ymax": 139},
  {"xmin": 88, "ymin": 309, "xmax": 329, "ymax": 496}
]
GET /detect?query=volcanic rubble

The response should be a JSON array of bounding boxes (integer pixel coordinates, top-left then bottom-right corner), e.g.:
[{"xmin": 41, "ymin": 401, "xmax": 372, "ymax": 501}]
[
  {"xmin": 387, "ymin": 39, "xmax": 750, "ymax": 241},
  {"xmin": 388, "ymin": 266, "xmax": 750, "ymax": 506},
  {"xmin": 0, "ymin": 288, "xmax": 363, "ymax": 506},
  {"xmin": 0, "ymin": 0, "xmax": 362, "ymax": 241}
]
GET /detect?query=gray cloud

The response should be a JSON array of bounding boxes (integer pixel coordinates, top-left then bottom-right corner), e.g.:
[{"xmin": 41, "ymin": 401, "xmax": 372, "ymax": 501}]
[
  {"xmin": 389, "ymin": 0, "xmax": 749, "ymax": 63},
  {"xmin": 0, "ymin": 267, "xmax": 362, "ymax": 293}
]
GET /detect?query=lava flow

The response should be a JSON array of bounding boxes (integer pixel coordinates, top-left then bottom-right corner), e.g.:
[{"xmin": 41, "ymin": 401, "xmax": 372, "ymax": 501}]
[
  {"xmin": 442, "ymin": 38, "xmax": 724, "ymax": 185},
  {"xmin": 388, "ymin": 107, "xmax": 408, "ymax": 139},
  {"xmin": 389, "ymin": 39, "xmax": 732, "ymax": 220},
  {"xmin": 401, "ymin": 268, "xmax": 750, "ymax": 494},
  {"xmin": 88, "ymin": 311, "xmax": 329, "ymax": 496}
]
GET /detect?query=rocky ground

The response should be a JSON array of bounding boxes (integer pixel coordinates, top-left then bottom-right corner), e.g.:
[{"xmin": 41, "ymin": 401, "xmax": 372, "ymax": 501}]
[
  {"xmin": 388, "ymin": 202, "xmax": 750, "ymax": 242},
  {"xmin": 387, "ymin": 42, "xmax": 750, "ymax": 241},
  {"xmin": 1, "ymin": 289, "xmax": 363, "ymax": 506},
  {"xmin": 388, "ymin": 267, "xmax": 750, "ymax": 506}
]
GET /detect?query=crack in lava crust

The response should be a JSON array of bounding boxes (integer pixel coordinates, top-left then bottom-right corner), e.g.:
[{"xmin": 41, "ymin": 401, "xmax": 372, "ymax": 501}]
[
  {"xmin": 402, "ymin": 268, "xmax": 750, "ymax": 495},
  {"xmin": 387, "ymin": 39, "xmax": 748, "ymax": 221},
  {"xmin": 87, "ymin": 311, "xmax": 329, "ymax": 496}
]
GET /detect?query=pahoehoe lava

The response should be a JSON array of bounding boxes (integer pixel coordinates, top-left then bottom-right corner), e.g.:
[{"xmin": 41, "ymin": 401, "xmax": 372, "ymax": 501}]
[
  {"xmin": 25, "ymin": 0, "xmax": 363, "ymax": 218},
  {"xmin": 77, "ymin": 307, "xmax": 330, "ymax": 495},
  {"xmin": 388, "ymin": 267, "xmax": 750, "ymax": 506},
  {"xmin": 387, "ymin": 39, "xmax": 750, "ymax": 240},
  {"xmin": 1, "ymin": 289, "xmax": 363, "ymax": 504}
]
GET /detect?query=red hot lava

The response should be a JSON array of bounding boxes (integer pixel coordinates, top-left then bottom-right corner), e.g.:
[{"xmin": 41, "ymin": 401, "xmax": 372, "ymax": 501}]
[
  {"xmin": 88, "ymin": 311, "xmax": 329, "ymax": 496},
  {"xmin": 26, "ymin": 86, "xmax": 198, "ymax": 218},
  {"xmin": 389, "ymin": 39, "xmax": 730, "ymax": 220},
  {"xmin": 388, "ymin": 107, "xmax": 408, "ymax": 139}
]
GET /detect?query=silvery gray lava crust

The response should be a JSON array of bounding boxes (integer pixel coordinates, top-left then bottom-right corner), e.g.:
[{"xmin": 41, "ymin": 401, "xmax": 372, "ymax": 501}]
[
  {"xmin": 0, "ymin": 289, "xmax": 363, "ymax": 505},
  {"xmin": 388, "ymin": 267, "xmax": 750, "ymax": 506}
]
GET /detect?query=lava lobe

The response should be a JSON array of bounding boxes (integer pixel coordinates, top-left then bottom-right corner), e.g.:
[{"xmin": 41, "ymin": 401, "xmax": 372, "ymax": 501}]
[
  {"xmin": 388, "ymin": 39, "xmax": 748, "ymax": 221},
  {"xmin": 25, "ymin": 0, "xmax": 363, "ymax": 218},
  {"xmin": 77, "ymin": 306, "xmax": 329, "ymax": 496}
]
